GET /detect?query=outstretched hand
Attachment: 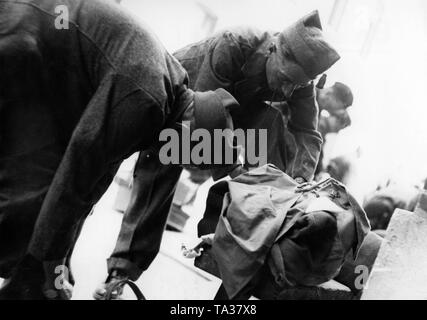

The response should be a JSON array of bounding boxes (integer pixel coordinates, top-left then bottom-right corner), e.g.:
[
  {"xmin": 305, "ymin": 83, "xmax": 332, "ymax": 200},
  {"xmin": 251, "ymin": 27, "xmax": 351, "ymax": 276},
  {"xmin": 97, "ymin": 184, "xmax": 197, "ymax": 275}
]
[
  {"xmin": 294, "ymin": 177, "xmax": 307, "ymax": 185},
  {"xmin": 295, "ymin": 177, "xmax": 319, "ymax": 193}
]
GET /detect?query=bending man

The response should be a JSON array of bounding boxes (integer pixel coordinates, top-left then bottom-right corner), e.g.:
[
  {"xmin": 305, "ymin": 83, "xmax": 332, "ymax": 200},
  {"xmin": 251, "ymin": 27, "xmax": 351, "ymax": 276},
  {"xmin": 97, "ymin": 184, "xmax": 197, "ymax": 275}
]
[{"xmin": 0, "ymin": 0, "xmax": 239, "ymax": 299}]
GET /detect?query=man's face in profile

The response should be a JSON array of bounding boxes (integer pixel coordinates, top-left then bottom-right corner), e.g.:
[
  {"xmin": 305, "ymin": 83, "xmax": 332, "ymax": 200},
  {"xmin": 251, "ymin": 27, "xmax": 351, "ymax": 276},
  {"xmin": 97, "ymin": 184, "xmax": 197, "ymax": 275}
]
[
  {"xmin": 317, "ymin": 87, "xmax": 351, "ymax": 133},
  {"xmin": 265, "ymin": 44, "xmax": 309, "ymax": 101},
  {"xmin": 319, "ymin": 110, "xmax": 351, "ymax": 134},
  {"xmin": 317, "ymin": 87, "xmax": 347, "ymax": 116}
]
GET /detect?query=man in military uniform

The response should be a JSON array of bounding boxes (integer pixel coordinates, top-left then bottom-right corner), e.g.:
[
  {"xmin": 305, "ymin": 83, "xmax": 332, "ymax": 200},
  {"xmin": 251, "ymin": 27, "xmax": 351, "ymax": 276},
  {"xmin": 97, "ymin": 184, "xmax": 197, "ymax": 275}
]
[{"xmin": 0, "ymin": 0, "xmax": 240, "ymax": 299}]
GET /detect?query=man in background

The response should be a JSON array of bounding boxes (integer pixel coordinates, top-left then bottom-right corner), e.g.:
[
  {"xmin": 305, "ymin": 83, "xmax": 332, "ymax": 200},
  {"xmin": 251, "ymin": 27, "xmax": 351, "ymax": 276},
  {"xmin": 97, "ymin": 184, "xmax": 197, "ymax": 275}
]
[
  {"xmin": 364, "ymin": 183, "xmax": 420, "ymax": 234},
  {"xmin": 279, "ymin": 76, "xmax": 354, "ymax": 180},
  {"xmin": 315, "ymin": 76, "xmax": 354, "ymax": 177}
]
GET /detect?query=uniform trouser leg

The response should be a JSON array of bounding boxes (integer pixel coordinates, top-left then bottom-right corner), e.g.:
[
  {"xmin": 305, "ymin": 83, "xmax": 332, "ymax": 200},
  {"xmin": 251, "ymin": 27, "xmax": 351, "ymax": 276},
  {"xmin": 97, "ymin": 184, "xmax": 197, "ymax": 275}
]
[
  {"xmin": 0, "ymin": 87, "xmax": 167, "ymax": 300},
  {"xmin": 0, "ymin": 140, "xmax": 64, "ymax": 299},
  {"xmin": 107, "ymin": 152, "xmax": 183, "ymax": 280},
  {"xmin": 0, "ymin": 142, "xmax": 63, "ymax": 279}
]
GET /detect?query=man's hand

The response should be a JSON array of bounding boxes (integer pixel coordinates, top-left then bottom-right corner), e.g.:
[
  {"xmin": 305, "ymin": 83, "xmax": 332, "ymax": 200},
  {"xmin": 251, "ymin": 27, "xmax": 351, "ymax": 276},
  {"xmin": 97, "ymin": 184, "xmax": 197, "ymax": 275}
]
[
  {"xmin": 42, "ymin": 260, "xmax": 73, "ymax": 300},
  {"xmin": 43, "ymin": 279, "xmax": 73, "ymax": 300},
  {"xmin": 93, "ymin": 270, "xmax": 128, "ymax": 300},
  {"xmin": 295, "ymin": 177, "xmax": 318, "ymax": 193},
  {"xmin": 229, "ymin": 165, "xmax": 247, "ymax": 179},
  {"xmin": 294, "ymin": 177, "xmax": 307, "ymax": 184}
]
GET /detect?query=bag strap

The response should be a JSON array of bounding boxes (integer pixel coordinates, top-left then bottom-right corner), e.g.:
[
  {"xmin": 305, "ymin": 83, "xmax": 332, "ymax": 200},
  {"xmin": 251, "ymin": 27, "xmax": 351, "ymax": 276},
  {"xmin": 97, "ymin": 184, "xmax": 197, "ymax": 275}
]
[{"xmin": 104, "ymin": 279, "xmax": 146, "ymax": 300}]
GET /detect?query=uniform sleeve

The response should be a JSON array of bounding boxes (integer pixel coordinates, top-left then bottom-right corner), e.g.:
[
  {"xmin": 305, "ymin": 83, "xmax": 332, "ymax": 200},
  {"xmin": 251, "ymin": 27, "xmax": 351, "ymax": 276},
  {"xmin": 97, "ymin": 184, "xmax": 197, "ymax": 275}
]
[
  {"xmin": 28, "ymin": 77, "xmax": 166, "ymax": 261},
  {"xmin": 287, "ymin": 83, "xmax": 323, "ymax": 182},
  {"xmin": 108, "ymin": 151, "xmax": 183, "ymax": 279},
  {"xmin": 192, "ymin": 31, "xmax": 245, "ymax": 92},
  {"xmin": 181, "ymin": 100, "xmax": 240, "ymax": 181}
]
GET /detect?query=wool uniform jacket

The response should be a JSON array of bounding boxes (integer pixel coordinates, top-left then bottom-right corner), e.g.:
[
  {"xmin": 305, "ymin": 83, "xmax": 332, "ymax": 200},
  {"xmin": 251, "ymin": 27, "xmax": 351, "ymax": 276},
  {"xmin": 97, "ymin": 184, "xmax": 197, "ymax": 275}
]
[{"xmin": 0, "ymin": 0, "xmax": 192, "ymax": 271}]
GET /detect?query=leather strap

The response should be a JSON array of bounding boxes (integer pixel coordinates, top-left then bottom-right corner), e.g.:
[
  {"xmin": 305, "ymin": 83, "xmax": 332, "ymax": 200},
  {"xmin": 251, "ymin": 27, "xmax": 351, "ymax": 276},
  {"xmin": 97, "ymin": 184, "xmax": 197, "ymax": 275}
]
[{"xmin": 104, "ymin": 279, "xmax": 146, "ymax": 300}]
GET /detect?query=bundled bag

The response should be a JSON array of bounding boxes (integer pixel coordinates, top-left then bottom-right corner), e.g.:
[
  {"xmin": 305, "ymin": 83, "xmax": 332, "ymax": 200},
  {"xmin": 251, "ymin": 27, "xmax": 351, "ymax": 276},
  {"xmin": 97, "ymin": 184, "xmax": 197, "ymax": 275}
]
[{"xmin": 196, "ymin": 164, "xmax": 370, "ymax": 299}]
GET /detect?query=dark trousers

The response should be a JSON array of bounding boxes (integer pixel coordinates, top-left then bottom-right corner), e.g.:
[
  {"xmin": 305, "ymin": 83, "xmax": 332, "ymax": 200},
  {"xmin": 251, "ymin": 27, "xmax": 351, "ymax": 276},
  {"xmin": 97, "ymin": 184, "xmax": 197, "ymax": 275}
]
[
  {"xmin": 0, "ymin": 82, "xmax": 155, "ymax": 280},
  {"xmin": 0, "ymin": 89, "xmax": 63, "ymax": 278},
  {"xmin": 0, "ymin": 140, "xmax": 91, "ymax": 284}
]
